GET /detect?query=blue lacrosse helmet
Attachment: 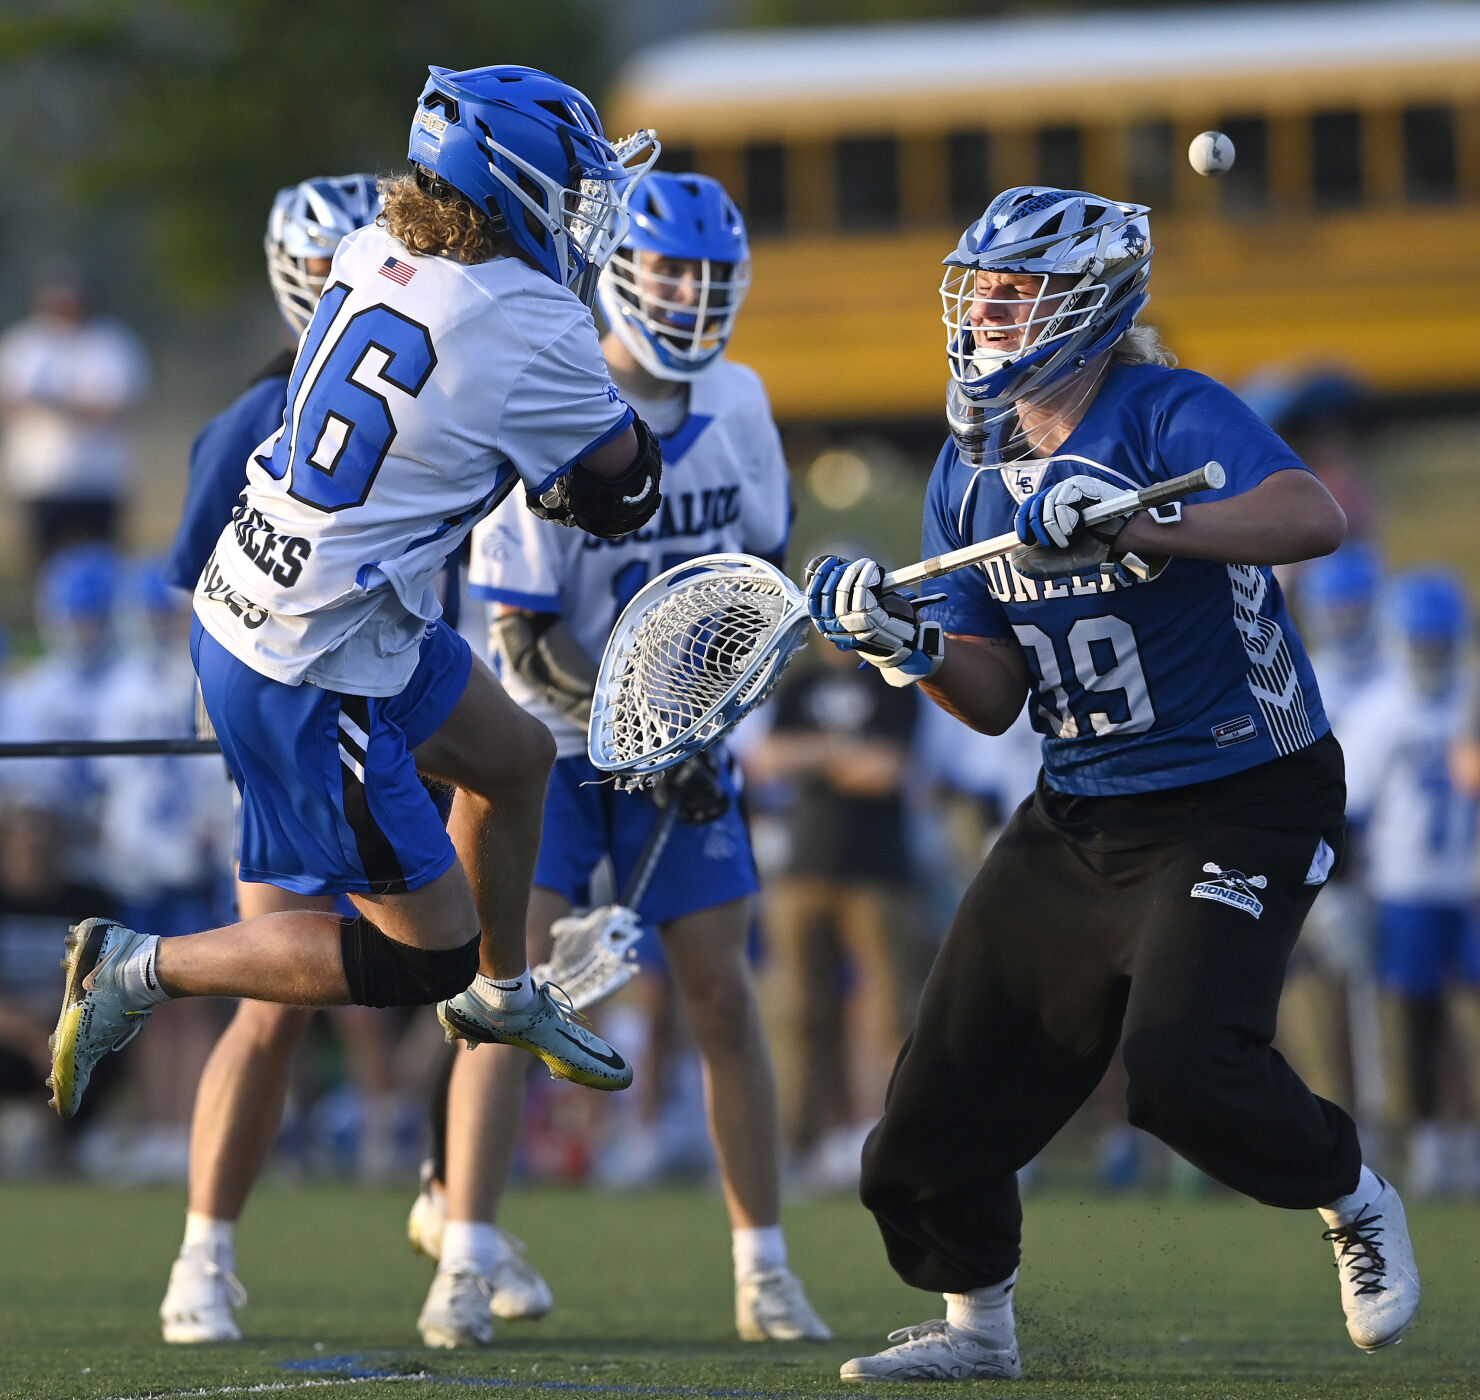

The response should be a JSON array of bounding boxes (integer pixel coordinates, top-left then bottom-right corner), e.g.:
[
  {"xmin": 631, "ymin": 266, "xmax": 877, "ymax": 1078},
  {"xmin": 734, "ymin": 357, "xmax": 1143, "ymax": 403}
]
[
  {"xmin": 1390, "ymin": 568, "xmax": 1468, "ymax": 645},
  {"xmin": 265, "ymin": 174, "xmax": 382, "ymax": 335},
  {"xmin": 37, "ymin": 543, "xmax": 118, "ymax": 624},
  {"xmin": 597, "ymin": 172, "xmax": 751, "ymax": 380},
  {"xmin": 941, "ymin": 187, "xmax": 1151, "ymax": 411},
  {"xmin": 407, "ymin": 65, "xmax": 650, "ymax": 304},
  {"xmin": 1304, "ymin": 543, "xmax": 1380, "ymax": 614}
]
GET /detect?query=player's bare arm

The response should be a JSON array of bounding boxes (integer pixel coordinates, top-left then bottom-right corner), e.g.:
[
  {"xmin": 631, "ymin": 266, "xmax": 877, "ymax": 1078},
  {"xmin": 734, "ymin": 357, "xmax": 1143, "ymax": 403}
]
[
  {"xmin": 1115, "ymin": 467, "xmax": 1345, "ymax": 566},
  {"xmin": 921, "ymin": 634, "xmax": 1031, "ymax": 737}
]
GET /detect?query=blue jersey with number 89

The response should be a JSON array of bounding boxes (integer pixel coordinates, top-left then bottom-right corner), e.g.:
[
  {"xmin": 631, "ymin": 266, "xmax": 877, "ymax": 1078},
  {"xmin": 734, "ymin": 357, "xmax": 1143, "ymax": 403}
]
[{"xmin": 921, "ymin": 363, "xmax": 1330, "ymax": 796}]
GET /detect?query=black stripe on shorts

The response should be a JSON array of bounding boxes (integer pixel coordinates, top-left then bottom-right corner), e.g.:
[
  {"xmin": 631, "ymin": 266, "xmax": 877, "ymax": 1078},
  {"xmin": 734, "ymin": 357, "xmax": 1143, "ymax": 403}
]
[{"xmin": 337, "ymin": 695, "xmax": 407, "ymax": 895}]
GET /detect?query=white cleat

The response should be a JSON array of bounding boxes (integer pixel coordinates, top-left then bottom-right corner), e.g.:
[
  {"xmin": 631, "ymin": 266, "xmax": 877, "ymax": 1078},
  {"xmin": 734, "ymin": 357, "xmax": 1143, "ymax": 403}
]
[
  {"xmin": 160, "ymin": 1248, "xmax": 247, "ymax": 1344},
  {"xmin": 437, "ymin": 983, "xmax": 632, "ymax": 1091},
  {"xmin": 48, "ymin": 919, "xmax": 154, "ymax": 1120},
  {"xmin": 1319, "ymin": 1174, "xmax": 1421, "ymax": 1351},
  {"xmin": 735, "ymin": 1267, "xmax": 832, "ymax": 1342},
  {"xmin": 418, "ymin": 1269, "xmax": 496, "ymax": 1349},
  {"xmin": 407, "ymin": 1159, "xmax": 446, "ymax": 1259},
  {"xmin": 840, "ymin": 1320, "xmax": 1021, "ymax": 1382},
  {"xmin": 406, "ymin": 1165, "xmax": 553, "ymax": 1321}
]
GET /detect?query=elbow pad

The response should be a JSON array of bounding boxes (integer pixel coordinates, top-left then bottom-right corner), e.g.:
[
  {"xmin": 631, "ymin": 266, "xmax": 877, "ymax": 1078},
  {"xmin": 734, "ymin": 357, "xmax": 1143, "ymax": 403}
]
[
  {"xmin": 490, "ymin": 612, "xmax": 598, "ymax": 725},
  {"xmin": 526, "ymin": 415, "xmax": 662, "ymax": 540}
]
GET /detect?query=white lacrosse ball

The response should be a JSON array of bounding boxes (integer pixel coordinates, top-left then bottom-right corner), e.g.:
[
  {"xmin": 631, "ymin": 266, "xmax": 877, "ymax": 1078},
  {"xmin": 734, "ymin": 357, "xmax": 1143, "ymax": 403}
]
[{"xmin": 1188, "ymin": 131, "xmax": 1235, "ymax": 177}]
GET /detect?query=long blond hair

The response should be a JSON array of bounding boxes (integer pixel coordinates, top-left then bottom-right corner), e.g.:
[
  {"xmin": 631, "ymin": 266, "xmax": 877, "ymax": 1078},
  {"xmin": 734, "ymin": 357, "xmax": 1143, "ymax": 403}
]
[{"xmin": 378, "ymin": 173, "xmax": 511, "ymax": 264}]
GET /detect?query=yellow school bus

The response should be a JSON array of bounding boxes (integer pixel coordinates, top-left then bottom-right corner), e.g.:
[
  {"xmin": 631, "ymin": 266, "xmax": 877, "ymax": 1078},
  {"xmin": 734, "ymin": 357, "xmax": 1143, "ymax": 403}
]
[{"xmin": 608, "ymin": 2, "xmax": 1480, "ymax": 425}]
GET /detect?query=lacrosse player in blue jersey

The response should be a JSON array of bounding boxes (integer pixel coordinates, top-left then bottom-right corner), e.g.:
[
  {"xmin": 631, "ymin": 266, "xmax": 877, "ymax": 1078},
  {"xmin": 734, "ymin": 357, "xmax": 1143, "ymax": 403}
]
[
  {"xmin": 805, "ymin": 187, "xmax": 1419, "ymax": 1381},
  {"xmin": 48, "ymin": 60, "xmax": 664, "ymax": 1319},
  {"xmin": 407, "ymin": 172, "xmax": 829, "ymax": 1347}
]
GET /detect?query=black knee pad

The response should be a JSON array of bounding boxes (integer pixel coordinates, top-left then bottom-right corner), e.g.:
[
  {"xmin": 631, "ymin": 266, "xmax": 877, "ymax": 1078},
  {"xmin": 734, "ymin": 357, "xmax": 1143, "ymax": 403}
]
[{"xmin": 340, "ymin": 916, "xmax": 479, "ymax": 1008}]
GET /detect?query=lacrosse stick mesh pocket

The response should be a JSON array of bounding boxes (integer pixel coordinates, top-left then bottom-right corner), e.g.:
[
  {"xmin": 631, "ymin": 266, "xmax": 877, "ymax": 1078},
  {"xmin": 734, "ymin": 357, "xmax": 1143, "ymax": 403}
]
[{"xmin": 596, "ymin": 571, "xmax": 804, "ymax": 778}]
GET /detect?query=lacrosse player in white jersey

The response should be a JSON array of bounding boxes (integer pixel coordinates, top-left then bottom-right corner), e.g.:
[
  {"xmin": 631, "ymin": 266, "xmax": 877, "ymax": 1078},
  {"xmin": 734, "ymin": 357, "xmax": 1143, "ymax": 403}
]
[
  {"xmin": 48, "ymin": 58, "xmax": 664, "ymax": 1273},
  {"xmin": 407, "ymin": 171, "xmax": 830, "ymax": 1348},
  {"xmin": 1343, "ymin": 569, "xmax": 1480, "ymax": 1195}
]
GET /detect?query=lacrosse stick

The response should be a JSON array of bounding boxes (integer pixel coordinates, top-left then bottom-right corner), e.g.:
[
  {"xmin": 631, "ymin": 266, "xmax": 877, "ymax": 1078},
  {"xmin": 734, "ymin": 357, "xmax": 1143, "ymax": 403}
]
[
  {"xmin": 589, "ymin": 462, "xmax": 1225, "ymax": 787},
  {"xmin": 531, "ymin": 796, "xmax": 681, "ymax": 1011}
]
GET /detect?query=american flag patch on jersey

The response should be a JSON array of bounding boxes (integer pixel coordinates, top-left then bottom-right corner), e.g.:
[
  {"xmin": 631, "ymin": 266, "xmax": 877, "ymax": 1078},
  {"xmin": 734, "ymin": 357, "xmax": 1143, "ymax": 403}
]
[{"xmin": 378, "ymin": 256, "xmax": 416, "ymax": 286}]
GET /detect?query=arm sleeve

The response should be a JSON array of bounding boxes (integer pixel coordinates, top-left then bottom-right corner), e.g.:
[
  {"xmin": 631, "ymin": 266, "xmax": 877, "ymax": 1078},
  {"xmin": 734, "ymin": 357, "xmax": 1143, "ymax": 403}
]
[
  {"xmin": 496, "ymin": 309, "xmax": 634, "ymax": 494},
  {"xmin": 920, "ymin": 442, "xmax": 1012, "ymax": 639},
  {"xmin": 466, "ymin": 492, "xmax": 580, "ymax": 614},
  {"xmin": 1154, "ymin": 372, "xmax": 1310, "ymax": 502}
]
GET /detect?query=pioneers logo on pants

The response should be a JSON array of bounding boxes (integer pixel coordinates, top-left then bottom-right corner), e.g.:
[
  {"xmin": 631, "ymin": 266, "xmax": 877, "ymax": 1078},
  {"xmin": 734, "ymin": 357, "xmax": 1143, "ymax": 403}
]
[{"xmin": 1190, "ymin": 862, "xmax": 1268, "ymax": 919}]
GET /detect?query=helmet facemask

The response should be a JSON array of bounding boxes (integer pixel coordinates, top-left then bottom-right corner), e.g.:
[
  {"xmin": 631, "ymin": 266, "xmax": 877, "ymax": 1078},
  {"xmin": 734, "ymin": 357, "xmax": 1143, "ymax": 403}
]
[
  {"xmin": 264, "ymin": 174, "xmax": 381, "ymax": 336},
  {"xmin": 602, "ymin": 247, "xmax": 751, "ymax": 380},
  {"xmin": 940, "ymin": 187, "xmax": 1152, "ymax": 462}
]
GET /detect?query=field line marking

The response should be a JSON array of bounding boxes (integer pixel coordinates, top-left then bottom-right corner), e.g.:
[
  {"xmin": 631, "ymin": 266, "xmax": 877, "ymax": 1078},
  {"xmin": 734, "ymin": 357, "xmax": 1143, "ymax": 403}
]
[
  {"xmin": 282, "ymin": 1354, "xmax": 864, "ymax": 1398},
  {"xmin": 103, "ymin": 1379, "xmax": 423, "ymax": 1400}
]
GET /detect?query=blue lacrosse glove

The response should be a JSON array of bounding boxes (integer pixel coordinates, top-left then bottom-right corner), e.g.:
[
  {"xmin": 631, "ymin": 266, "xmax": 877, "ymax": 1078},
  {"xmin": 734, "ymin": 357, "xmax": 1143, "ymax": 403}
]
[
  {"xmin": 804, "ymin": 555, "xmax": 945, "ymax": 687},
  {"xmin": 1011, "ymin": 474, "xmax": 1166, "ymax": 582}
]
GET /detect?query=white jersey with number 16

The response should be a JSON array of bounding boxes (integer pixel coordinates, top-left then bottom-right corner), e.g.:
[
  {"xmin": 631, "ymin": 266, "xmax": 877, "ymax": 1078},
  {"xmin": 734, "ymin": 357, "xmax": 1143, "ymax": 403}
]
[{"xmin": 193, "ymin": 224, "xmax": 632, "ymax": 698}]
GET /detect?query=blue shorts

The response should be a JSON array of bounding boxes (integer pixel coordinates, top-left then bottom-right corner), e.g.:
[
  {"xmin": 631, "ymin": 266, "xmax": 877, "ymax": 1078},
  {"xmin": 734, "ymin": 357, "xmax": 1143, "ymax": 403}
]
[
  {"xmin": 534, "ymin": 754, "xmax": 758, "ymax": 931},
  {"xmin": 1376, "ymin": 901, "xmax": 1480, "ymax": 997},
  {"xmin": 192, "ymin": 617, "xmax": 471, "ymax": 896}
]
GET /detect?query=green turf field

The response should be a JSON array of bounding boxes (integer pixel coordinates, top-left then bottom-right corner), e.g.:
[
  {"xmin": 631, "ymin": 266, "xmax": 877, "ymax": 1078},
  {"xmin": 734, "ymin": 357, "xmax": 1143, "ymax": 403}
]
[{"xmin": 0, "ymin": 1181, "xmax": 1475, "ymax": 1400}]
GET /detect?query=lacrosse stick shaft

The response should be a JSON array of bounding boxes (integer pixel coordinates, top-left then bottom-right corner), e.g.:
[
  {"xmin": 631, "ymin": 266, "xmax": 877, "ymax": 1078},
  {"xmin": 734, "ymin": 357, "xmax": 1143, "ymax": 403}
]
[
  {"xmin": 882, "ymin": 461, "xmax": 1225, "ymax": 589},
  {"xmin": 622, "ymin": 799, "xmax": 681, "ymax": 912}
]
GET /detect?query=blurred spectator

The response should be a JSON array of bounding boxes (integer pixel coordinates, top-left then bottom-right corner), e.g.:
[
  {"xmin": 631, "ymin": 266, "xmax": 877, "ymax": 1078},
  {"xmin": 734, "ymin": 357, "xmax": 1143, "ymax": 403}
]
[
  {"xmin": 744, "ymin": 636, "xmax": 918, "ymax": 1188},
  {"xmin": 94, "ymin": 561, "xmax": 235, "ymax": 1180},
  {"xmin": 0, "ymin": 543, "xmax": 127, "ymax": 876},
  {"xmin": 1345, "ymin": 568, "xmax": 1480, "ymax": 1196},
  {"xmin": 0, "ymin": 793, "xmax": 119, "ymax": 1174},
  {"xmin": 1281, "ymin": 544, "xmax": 1390, "ymax": 1134},
  {"xmin": 1240, "ymin": 369, "xmax": 1374, "ymax": 542},
  {"xmin": 0, "ymin": 273, "xmax": 148, "ymax": 573}
]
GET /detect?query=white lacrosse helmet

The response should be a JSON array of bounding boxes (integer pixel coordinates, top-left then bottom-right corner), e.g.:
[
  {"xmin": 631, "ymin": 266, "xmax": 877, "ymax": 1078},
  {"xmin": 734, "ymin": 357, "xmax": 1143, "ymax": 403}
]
[
  {"xmin": 941, "ymin": 187, "xmax": 1152, "ymax": 414},
  {"xmin": 265, "ymin": 173, "xmax": 382, "ymax": 335},
  {"xmin": 597, "ymin": 172, "xmax": 751, "ymax": 381}
]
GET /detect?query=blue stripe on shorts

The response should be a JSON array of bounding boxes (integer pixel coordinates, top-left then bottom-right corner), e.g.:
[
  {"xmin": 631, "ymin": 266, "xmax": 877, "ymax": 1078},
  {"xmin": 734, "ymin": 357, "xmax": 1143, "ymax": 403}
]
[{"xmin": 192, "ymin": 617, "xmax": 471, "ymax": 897}]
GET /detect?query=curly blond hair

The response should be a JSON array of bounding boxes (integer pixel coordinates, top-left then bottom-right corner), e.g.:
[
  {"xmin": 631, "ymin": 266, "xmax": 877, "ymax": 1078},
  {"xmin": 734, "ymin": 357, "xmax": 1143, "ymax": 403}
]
[
  {"xmin": 1112, "ymin": 322, "xmax": 1177, "ymax": 367},
  {"xmin": 378, "ymin": 173, "xmax": 511, "ymax": 264}
]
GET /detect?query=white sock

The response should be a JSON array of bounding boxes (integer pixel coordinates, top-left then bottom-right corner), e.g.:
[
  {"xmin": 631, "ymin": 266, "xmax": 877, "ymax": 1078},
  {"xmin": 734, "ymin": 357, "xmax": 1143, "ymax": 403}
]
[
  {"xmin": 439, "ymin": 1220, "xmax": 497, "ymax": 1278},
  {"xmin": 1320, "ymin": 1164, "xmax": 1384, "ymax": 1223},
  {"xmin": 114, "ymin": 934, "xmax": 172, "ymax": 1009},
  {"xmin": 945, "ymin": 1270, "xmax": 1017, "ymax": 1346},
  {"xmin": 732, "ymin": 1225, "xmax": 787, "ymax": 1281},
  {"xmin": 182, "ymin": 1213, "xmax": 236, "ymax": 1273},
  {"xmin": 473, "ymin": 969, "xmax": 536, "ymax": 1013}
]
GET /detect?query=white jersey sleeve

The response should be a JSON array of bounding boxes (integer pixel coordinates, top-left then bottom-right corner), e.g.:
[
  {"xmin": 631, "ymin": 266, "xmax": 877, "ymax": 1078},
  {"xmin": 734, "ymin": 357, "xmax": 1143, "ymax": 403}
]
[
  {"xmin": 193, "ymin": 226, "xmax": 630, "ymax": 697},
  {"xmin": 731, "ymin": 366, "xmax": 791, "ymax": 562}
]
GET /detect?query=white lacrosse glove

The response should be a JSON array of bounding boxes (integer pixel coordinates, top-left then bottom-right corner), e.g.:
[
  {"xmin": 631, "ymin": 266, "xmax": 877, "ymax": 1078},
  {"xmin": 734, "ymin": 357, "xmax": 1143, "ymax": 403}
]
[
  {"xmin": 531, "ymin": 904, "xmax": 645, "ymax": 1013},
  {"xmin": 1011, "ymin": 475, "xmax": 1166, "ymax": 582},
  {"xmin": 804, "ymin": 555, "xmax": 945, "ymax": 686}
]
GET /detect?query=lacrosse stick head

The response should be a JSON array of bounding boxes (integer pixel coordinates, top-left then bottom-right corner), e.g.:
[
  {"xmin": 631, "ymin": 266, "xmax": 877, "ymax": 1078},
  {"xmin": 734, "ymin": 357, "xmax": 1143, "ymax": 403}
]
[{"xmin": 588, "ymin": 553, "xmax": 809, "ymax": 788}]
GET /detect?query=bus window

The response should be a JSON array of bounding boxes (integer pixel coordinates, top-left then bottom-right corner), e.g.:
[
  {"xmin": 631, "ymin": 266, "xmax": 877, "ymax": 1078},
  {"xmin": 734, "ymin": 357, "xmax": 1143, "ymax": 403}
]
[
  {"xmin": 948, "ymin": 130, "xmax": 991, "ymax": 225},
  {"xmin": 837, "ymin": 136, "xmax": 900, "ymax": 230},
  {"xmin": 1218, "ymin": 116, "xmax": 1268, "ymax": 212},
  {"xmin": 1037, "ymin": 126, "xmax": 1082, "ymax": 189},
  {"xmin": 656, "ymin": 145, "xmax": 695, "ymax": 175},
  {"xmin": 1127, "ymin": 120, "xmax": 1175, "ymax": 208},
  {"xmin": 1403, "ymin": 105, "xmax": 1457, "ymax": 202},
  {"xmin": 744, "ymin": 143, "xmax": 788, "ymax": 235},
  {"xmin": 1313, "ymin": 110, "xmax": 1363, "ymax": 208}
]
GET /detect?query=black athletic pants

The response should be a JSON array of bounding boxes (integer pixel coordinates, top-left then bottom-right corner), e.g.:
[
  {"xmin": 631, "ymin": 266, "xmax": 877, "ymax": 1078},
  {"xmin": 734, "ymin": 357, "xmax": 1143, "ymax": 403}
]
[{"xmin": 860, "ymin": 735, "xmax": 1363, "ymax": 1293}]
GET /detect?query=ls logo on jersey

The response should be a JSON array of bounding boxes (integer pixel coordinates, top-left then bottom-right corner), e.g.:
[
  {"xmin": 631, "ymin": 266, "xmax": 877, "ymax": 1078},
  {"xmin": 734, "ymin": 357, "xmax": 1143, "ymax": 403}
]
[{"xmin": 1190, "ymin": 863, "xmax": 1268, "ymax": 919}]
